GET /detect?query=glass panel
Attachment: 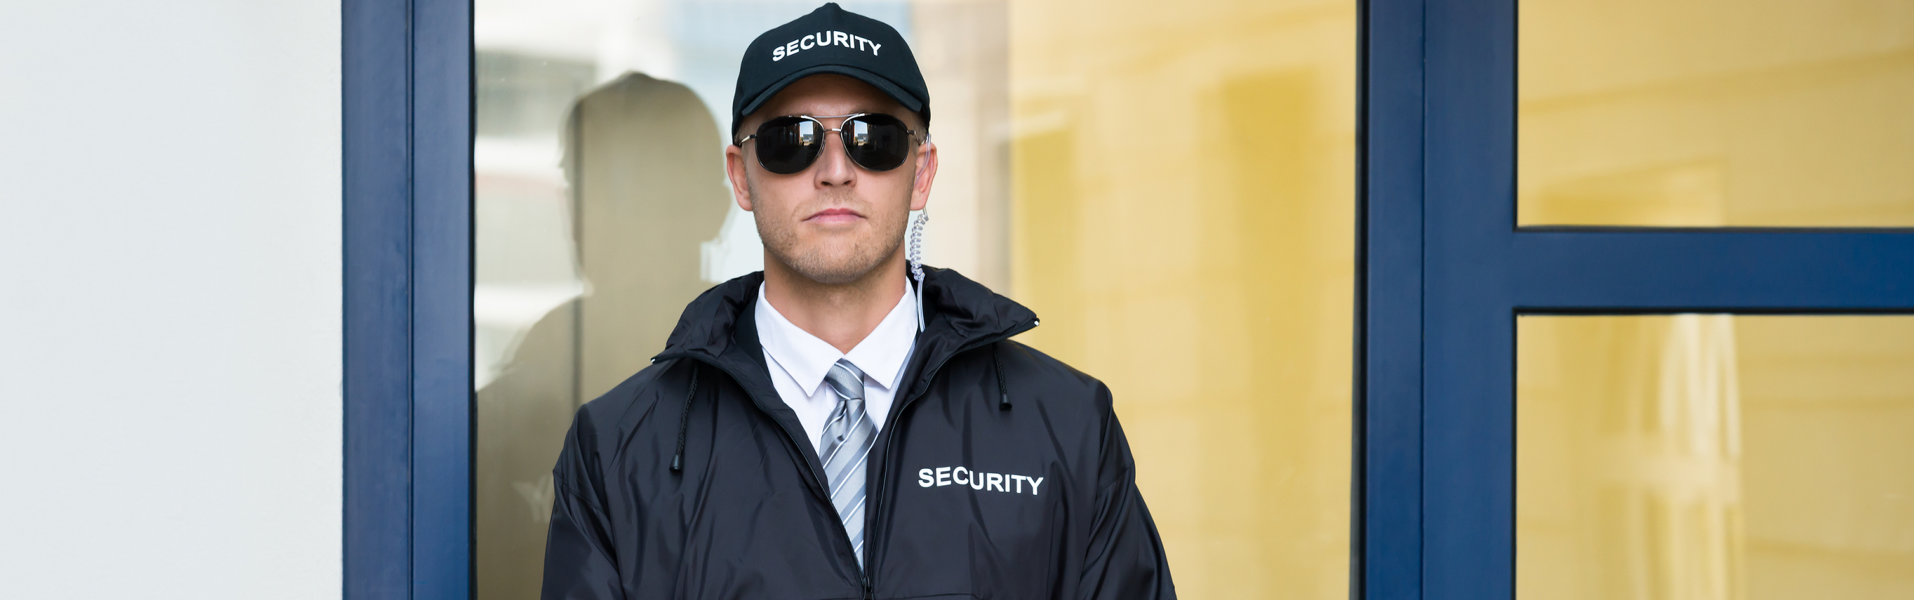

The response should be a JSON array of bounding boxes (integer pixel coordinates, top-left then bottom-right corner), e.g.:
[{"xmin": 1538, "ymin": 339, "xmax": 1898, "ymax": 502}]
[
  {"xmin": 474, "ymin": 1, "xmax": 1352, "ymax": 597},
  {"xmin": 1518, "ymin": 315, "xmax": 1914, "ymax": 599},
  {"xmin": 1009, "ymin": 1, "xmax": 1354, "ymax": 597},
  {"xmin": 1518, "ymin": 1, "xmax": 1914, "ymax": 226}
]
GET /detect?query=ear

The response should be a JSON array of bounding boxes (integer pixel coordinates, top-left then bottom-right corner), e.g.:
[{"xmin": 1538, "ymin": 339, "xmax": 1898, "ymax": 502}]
[
  {"xmin": 724, "ymin": 143, "xmax": 755, "ymax": 212},
  {"xmin": 908, "ymin": 139, "xmax": 938, "ymax": 212}
]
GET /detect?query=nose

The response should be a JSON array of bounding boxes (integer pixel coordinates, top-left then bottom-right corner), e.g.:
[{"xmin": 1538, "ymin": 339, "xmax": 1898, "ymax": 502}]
[{"xmin": 812, "ymin": 119, "xmax": 855, "ymax": 188}]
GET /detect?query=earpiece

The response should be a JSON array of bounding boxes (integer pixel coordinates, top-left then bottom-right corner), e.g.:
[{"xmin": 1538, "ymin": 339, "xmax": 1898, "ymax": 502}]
[{"xmin": 908, "ymin": 210, "xmax": 928, "ymax": 331}]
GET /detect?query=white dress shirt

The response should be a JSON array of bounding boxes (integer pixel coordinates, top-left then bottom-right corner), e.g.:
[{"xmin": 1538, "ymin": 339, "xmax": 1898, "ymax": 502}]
[{"xmin": 755, "ymin": 280, "xmax": 918, "ymax": 454}]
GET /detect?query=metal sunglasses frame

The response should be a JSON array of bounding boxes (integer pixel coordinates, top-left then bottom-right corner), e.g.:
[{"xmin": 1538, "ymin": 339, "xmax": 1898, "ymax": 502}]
[{"xmin": 734, "ymin": 112, "xmax": 929, "ymax": 172}]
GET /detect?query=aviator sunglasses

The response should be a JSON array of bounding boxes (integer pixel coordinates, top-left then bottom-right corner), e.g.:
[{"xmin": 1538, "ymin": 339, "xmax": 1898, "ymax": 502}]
[{"xmin": 735, "ymin": 112, "xmax": 925, "ymax": 175}]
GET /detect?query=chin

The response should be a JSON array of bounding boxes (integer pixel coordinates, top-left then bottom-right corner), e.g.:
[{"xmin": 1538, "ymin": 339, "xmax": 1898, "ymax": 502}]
[{"xmin": 778, "ymin": 246, "xmax": 896, "ymax": 286}]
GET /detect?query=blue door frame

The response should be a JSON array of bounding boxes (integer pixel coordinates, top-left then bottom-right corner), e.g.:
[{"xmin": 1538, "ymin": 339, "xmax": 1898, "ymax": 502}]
[
  {"xmin": 340, "ymin": 0, "xmax": 1912, "ymax": 596},
  {"xmin": 342, "ymin": 0, "xmax": 473, "ymax": 596},
  {"xmin": 1358, "ymin": 0, "xmax": 1913, "ymax": 598}
]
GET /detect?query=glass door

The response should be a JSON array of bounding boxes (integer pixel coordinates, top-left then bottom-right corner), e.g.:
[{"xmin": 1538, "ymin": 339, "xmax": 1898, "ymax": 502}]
[
  {"xmin": 1360, "ymin": 0, "xmax": 1914, "ymax": 598},
  {"xmin": 472, "ymin": 1, "xmax": 1359, "ymax": 597}
]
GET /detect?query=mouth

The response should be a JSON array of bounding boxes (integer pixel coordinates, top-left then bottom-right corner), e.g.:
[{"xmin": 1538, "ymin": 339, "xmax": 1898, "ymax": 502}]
[{"xmin": 805, "ymin": 208, "xmax": 865, "ymax": 224}]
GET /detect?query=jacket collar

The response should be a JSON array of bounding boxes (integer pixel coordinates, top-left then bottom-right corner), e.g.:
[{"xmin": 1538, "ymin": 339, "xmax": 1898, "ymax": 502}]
[{"xmin": 654, "ymin": 264, "xmax": 1039, "ymax": 395}]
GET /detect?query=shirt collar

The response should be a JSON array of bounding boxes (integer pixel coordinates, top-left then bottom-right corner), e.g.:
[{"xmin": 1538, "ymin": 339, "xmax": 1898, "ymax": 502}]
[{"xmin": 755, "ymin": 279, "xmax": 918, "ymax": 394}]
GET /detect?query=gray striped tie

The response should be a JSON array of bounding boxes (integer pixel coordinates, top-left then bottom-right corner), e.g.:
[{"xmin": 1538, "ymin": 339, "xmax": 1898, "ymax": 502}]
[{"xmin": 819, "ymin": 359, "xmax": 877, "ymax": 570}]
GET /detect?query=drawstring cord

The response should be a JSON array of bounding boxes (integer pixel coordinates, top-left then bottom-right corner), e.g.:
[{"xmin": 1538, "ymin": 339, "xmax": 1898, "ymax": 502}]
[
  {"xmin": 991, "ymin": 344, "xmax": 1010, "ymax": 410},
  {"xmin": 671, "ymin": 365, "xmax": 700, "ymax": 473}
]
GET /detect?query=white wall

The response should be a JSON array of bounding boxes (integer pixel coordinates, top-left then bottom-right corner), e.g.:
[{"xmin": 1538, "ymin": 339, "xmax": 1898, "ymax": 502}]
[{"xmin": 0, "ymin": 1, "xmax": 341, "ymax": 598}]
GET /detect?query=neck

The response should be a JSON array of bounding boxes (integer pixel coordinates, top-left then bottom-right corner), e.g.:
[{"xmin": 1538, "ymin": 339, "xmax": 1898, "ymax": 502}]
[{"xmin": 762, "ymin": 252, "xmax": 909, "ymax": 354}]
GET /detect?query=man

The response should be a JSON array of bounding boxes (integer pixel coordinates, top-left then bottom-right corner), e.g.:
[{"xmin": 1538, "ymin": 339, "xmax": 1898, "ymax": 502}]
[{"xmin": 541, "ymin": 4, "xmax": 1175, "ymax": 598}]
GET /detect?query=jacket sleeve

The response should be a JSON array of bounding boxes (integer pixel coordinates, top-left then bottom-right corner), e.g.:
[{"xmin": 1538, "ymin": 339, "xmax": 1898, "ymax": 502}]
[
  {"xmin": 541, "ymin": 410, "xmax": 626, "ymax": 600},
  {"xmin": 1078, "ymin": 383, "xmax": 1177, "ymax": 599}
]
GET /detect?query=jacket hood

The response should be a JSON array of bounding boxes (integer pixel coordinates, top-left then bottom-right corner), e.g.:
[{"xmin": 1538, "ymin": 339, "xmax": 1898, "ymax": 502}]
[{"xmin": 654, "ymin": 264, "xmax": 1038, "ymax": 368}]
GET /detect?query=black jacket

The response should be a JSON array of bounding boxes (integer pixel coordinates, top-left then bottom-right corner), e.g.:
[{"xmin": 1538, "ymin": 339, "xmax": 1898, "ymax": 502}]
[{"xmin": 542, "ymin": 267, "xmax": 1176, "ymax": 599}]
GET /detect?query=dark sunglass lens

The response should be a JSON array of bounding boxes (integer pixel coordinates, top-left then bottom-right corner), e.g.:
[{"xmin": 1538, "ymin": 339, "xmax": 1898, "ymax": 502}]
[
  {"xmin": 754, "ymin": 117, "xmax": 822, "ymax": 174},
  {"xmin": 842, "ymin": 115, "xmax": 912, "ymax": 171}
]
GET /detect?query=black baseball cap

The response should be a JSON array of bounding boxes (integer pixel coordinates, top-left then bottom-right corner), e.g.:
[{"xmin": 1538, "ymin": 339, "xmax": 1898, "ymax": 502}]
[{"xmin": 730, "ymin": 3, "xmax": 930, "ymax": 140}]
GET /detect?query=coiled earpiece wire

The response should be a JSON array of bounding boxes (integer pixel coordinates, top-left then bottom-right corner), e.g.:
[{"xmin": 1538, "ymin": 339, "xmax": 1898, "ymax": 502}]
[{"xmin": 908, "ymin": 209, "xmax": 928, "ymax": 331}]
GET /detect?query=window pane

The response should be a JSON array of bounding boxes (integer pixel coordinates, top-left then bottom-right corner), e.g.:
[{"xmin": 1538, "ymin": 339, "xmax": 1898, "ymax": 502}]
[
  {"xmin": 1518, "ymin": 1, "xmax": 1914, "ymax": 226},
  {"xmin": 474, "ymin": 1, "xmax": 1352, "ymax": 597},
  {"xmin": 1010, "ymin": 1, "xmax": 1353, "ymax": 596},
  {"xmin": 1518, "ymin": 315, "xmax": 1914, "ymax": 599}
]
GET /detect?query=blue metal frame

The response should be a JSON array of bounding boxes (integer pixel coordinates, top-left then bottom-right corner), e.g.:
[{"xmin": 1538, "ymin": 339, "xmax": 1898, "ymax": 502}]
[
  {"xmin": 1419, "ymin": 0, "xmax": 1519, "ymax": 595},
  {"xmin": 1357, "ymin": 0, "xmax": 1425, "ymax": 597},
  {"xmin": 343, "ymin": 0, "xmax": 474, "ymax": 596},
  {"xmin": 1512, "ymin": 228, "xmax": 1912, "ymax": 312},
  {"xmin": 1359, "ymin": 0, "xmax": 1914, "ymax": 598}
]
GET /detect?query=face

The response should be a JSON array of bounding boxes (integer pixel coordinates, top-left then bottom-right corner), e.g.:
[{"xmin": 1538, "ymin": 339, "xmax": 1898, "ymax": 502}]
[{"xmin": 725, "ymin": 74, "xmax": 938, "ymax": 286}]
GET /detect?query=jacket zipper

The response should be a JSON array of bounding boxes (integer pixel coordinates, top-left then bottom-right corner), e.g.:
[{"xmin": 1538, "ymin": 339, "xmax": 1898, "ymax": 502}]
[
  {"xmin": 656, "ymin": 317, "xmax": 1036, "ymax": 599},
  {"xmin": 861, "ymin": 319, "xmax": 1037, "ymax": 580},
  {"xmin": 652, "ymin": 354, "xmax": 858, "ymax": 569}
]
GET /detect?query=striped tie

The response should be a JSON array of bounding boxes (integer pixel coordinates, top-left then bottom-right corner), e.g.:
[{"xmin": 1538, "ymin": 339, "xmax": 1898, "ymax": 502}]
[{"xmin": 819, "ymin": 359, "xmax": 877, "ymax": 570}]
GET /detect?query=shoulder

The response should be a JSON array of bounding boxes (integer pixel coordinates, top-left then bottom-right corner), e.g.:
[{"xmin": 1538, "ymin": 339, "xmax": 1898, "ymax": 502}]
[
  {"xmin": 980, "ymin": 340, "xmax": 1135, "ymax": 483},
  {"xmin": 983, "ymin": 340, "xmax": 1121, "ymax": 438},
  {"xmin": 986, "ymin": 339, "xmax": 1115, "ymax": 415},
  {"xmin": 574, "ymin": 358, "xmax": 698, "ymax": 446},
  {"xmin": 555, "ymin": 358, "xmax": 694, "ymax": 485}
]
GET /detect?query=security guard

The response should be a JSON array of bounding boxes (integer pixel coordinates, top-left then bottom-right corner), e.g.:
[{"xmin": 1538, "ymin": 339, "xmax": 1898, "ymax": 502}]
[{"xmin": 541, "ymin": 4, "xmax": 1176, "ymax": 598}]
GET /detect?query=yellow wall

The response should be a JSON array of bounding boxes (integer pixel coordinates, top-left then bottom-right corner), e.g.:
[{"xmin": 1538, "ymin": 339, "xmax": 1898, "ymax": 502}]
[
  {"xmin": 1518, "ymin": 316, "xmax": 1914, "ymax": 600},
  {"xmin": 1008, "ymin": 0, "xmax": 1355, "ymax": 596},
  {"xmin": 1519, "ymin": 0, "xmax": 1913, "ymax": 226}
]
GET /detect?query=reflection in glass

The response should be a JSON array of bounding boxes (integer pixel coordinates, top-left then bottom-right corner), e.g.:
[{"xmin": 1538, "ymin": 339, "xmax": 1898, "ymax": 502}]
[
  {"xmin": 477, "ymin": 69, "xmax": 733, "ymax": 598},
  {"xmin": 1519, "ymin": 0, "xmax": 1914, "ymax": 226},
  {"xmin": 1518, "ymin": 315, "xmax": 1914, "ymax": 599}
]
